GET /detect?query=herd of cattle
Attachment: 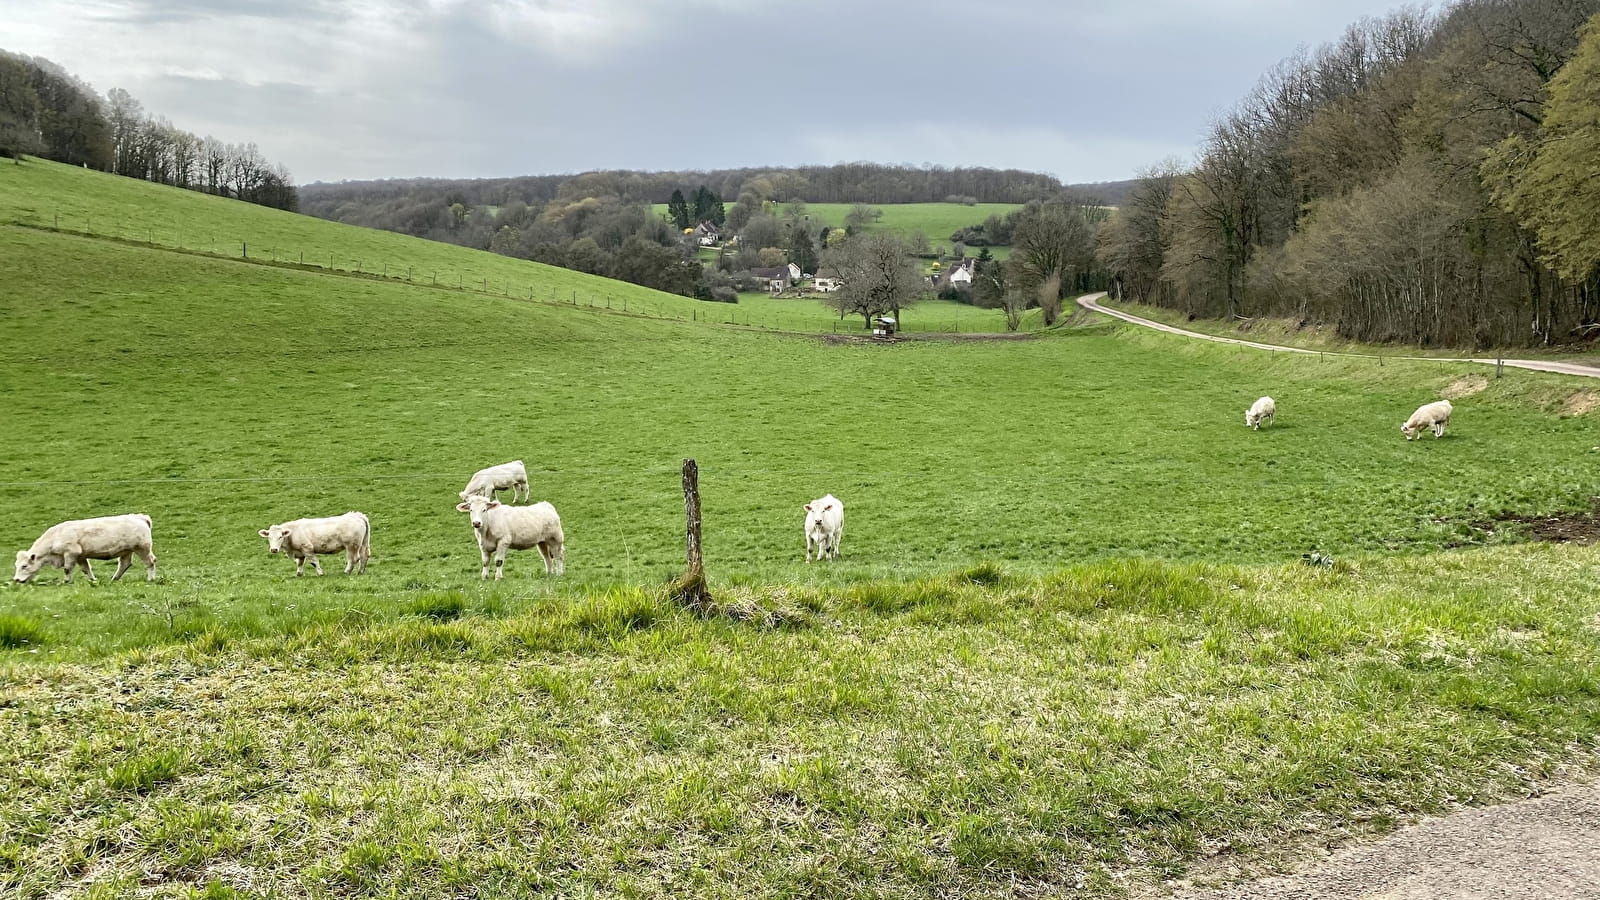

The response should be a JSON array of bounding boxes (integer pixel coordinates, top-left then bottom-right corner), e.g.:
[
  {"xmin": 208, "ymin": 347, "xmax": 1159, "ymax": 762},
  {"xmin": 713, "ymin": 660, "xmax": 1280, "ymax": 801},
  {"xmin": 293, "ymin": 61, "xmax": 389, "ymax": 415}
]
[
  {"xmin": 10, "ymin": 458, "xmax": 851, "ymax": 585},
  {"xmin": 11, "ymin": 397, "xmax": 1453, "ymax": 586}
]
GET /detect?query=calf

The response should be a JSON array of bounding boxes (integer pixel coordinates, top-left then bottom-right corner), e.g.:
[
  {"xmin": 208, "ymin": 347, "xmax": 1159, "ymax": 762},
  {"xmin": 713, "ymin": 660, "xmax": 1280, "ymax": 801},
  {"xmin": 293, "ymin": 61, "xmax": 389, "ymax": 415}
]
[
  {"xmin": 804, "ymin": 494, "xmax": 845, "ymax": 562},
  {"xmin": 455, "ymin": 495, "xmax": 564, "ymax": 580},
  {"xmin": 257, "ymin": 511, "xmax": 371, "ymax": 576},
  {"xmin": 1245, "ymin": 396, "xmax": 1276, "ymax": 430},
  {"xmin": 460, "ymin": 460, "xmax": 530, "ymax": 504},
  {"xmin": 14, "ymin": 513, "xmax": 157, "ymax": 584}
]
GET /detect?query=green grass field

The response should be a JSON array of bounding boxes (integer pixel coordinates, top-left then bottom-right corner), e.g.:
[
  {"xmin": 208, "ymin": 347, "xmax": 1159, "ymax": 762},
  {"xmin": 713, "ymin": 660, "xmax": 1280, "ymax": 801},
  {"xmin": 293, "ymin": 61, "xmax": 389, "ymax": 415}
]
[{"xmin": 5, "ymin": 161, "xmax": 1600, "ymax": 898}]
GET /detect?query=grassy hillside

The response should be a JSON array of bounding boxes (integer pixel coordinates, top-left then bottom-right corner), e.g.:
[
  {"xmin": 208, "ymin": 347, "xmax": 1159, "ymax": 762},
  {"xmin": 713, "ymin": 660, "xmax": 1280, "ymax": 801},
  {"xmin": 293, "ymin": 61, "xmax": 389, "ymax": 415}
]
[
  {"xmin": 5, "ymin": 162, "xmax": 1600, "ymax": 898},
  {"xmin": 1, "ymin": 160, "xmax": 1017, "ymax": 333}
]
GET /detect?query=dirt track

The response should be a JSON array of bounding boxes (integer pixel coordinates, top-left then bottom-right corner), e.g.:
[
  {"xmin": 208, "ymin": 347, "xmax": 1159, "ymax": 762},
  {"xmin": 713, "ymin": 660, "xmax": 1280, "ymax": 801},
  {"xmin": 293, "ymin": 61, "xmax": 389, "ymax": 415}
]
[
  {"xmin": 1159, "ymin": 780, "xmax": 1600, "ymax": 899},
  {"xmin": 1076, "ymin": 293, "xmax": 1600, "ymax": 380}
]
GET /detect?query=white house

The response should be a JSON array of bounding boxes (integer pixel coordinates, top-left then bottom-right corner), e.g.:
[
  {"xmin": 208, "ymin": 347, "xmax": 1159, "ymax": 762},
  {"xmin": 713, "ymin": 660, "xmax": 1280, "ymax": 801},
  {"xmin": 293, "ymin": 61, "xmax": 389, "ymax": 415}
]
[{"xmin": 812, "ymin": 268, "xmax": 842, "ymax": 293}]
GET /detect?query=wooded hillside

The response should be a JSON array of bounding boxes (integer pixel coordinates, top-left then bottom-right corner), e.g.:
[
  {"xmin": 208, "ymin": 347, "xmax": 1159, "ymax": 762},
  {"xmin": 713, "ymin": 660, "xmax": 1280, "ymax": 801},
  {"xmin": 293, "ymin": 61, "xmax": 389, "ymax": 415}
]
[{"xmin": 1098, "ymin": 0, "xmax": 1600, "ymax": 348}]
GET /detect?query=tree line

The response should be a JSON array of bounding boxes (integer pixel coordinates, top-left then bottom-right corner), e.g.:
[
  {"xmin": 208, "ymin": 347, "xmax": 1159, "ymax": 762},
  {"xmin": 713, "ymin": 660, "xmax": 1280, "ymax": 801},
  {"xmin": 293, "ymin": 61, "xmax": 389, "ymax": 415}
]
[
  {"xmin": 0, "ymin": 50, "xmax": 297, "ymax": 211},
  {"xmin": 1097, "ymin": 0, "xmax": 1600, "ymax": 348},
  {"xmin": 303, "ymin": 163, "xmax": 1073, "ymax": 214}
]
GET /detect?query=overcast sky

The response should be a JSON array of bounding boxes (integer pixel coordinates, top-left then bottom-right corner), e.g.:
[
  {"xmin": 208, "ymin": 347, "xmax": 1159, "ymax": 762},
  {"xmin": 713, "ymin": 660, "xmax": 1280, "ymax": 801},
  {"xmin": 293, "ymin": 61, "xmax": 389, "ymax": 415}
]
[{"xmin": 9, "ymin": 1, "xmax": 1414, "ymax": 185}]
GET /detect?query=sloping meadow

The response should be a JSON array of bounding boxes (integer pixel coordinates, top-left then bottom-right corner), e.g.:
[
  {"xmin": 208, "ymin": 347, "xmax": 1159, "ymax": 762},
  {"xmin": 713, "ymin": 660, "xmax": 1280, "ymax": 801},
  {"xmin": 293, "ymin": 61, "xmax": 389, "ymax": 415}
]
[{"xmin": 6, "ymin": 167, "xmax": 1600, "ymax": 896}]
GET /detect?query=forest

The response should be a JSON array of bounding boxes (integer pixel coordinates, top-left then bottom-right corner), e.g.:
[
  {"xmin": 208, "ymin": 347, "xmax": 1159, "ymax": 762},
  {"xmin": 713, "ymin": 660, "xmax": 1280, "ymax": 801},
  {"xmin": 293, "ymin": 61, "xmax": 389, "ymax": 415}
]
[
  {"xmin": 1096, "ymin": 0, "xmax": 1600, "ymax": 348},
  {"xmin": 0, "ymin": 51, "xmax": 297, "ymax": 211}
]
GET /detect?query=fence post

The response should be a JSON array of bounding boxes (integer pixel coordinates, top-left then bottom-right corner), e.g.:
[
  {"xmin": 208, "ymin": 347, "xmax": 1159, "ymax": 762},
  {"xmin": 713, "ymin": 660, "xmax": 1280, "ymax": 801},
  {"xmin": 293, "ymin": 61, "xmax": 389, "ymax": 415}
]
[
  {"xmin": 669, "ymin": 458, "xmax": 712, "ymax": 610},
  {"xmin": 241, "ymin": 242, "xmax": 247, "ymax": 259},
  {"xmin": 1496, "ymin": 356, "xmax": 1505, "ymax": 378}
]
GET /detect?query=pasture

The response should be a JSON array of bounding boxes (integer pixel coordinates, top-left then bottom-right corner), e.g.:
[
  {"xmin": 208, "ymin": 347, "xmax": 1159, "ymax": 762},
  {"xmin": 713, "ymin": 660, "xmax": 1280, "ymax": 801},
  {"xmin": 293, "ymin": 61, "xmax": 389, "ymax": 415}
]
[{"xmin": 5, "ymin": 162, "xmax": 1600, "ymax": 898}]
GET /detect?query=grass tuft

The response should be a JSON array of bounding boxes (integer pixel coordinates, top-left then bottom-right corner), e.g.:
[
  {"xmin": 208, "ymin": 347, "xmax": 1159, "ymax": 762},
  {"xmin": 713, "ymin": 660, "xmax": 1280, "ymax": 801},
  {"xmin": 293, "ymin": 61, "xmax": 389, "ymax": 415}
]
[
  {"xmin": 105, "ymin": 749, "xmax": 187, "ymax": 794},
  {"xmin": 957, "ymin": 561, "xmax": 1007, "ymax": 586},
  {"xmin": 405, "ymin": 590, "xmax": 468, "ymax": 621},
  {"xmin": 0, "ymin": 613, "xmax": 46, "ymax": 648}
]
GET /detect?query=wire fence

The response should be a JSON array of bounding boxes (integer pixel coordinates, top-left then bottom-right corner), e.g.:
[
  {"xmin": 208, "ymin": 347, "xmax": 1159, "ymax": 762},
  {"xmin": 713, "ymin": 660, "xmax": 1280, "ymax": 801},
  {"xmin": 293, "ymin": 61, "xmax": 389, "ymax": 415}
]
[{"xmin": 15, "ymin": 212, "xmax": 1013, "ymax": 336}]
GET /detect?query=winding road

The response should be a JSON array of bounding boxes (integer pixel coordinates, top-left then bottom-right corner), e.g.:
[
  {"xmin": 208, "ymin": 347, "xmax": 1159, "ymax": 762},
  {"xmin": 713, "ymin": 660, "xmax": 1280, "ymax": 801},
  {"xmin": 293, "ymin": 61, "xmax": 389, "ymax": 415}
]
[{"xmin": 1076, "ymin": 293, "xmax": 1600, "ymax": 380}]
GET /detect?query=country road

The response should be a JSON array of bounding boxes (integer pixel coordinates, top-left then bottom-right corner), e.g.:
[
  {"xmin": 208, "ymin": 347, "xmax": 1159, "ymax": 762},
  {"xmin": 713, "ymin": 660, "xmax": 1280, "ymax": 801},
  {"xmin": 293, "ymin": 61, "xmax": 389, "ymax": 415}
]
[{"xmin": 1076, "ymin": 293, "xmax": 1600, "ymax": 380}]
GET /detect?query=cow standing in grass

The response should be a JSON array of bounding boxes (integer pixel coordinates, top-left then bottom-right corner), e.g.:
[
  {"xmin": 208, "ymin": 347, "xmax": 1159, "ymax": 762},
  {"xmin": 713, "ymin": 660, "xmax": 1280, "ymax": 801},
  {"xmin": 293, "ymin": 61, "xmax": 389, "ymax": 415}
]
[
  {"xmin": 1401, "ymin": 400, "xmax": 1453, "ymax": 440},
  {"xmin": 13, "ymin": 513, "xmax": 158, "ymax": 584},
  {"xmin": 804, "ymin": 494, "xmax": 844, "ymax": 562},
  {"xmin": 257, "ymin": 512, "xmax": 371, "ymax": 576},
  {"xmin": 1246, "ymin": 396, "xmax": 1276, "ymax": 430},
  {"xmin": 456, "ymin": 495, "xmax": 564, "ymax": 579},
  {"xmin": 460, "ymin": 460, "xmax": 530, "ymax": 504}
]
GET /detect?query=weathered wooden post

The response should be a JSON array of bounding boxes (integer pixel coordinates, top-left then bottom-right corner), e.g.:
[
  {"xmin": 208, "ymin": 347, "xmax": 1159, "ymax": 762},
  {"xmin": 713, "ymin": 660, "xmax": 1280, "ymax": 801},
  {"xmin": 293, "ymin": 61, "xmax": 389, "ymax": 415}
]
[
  {"xmin": 1497, "ymin": 356, "xmax": 1505, "ymax": 378},
  {"xmin": 669, "ymin": 458, "xmax": 712, "ymax": 610}
]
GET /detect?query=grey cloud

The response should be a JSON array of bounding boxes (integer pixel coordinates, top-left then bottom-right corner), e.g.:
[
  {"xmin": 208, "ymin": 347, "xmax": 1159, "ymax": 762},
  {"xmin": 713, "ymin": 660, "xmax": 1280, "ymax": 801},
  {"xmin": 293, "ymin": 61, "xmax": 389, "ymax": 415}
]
[{"xmin": 11, "ymin": 0, "xmax": 1418, "ymax": 183}]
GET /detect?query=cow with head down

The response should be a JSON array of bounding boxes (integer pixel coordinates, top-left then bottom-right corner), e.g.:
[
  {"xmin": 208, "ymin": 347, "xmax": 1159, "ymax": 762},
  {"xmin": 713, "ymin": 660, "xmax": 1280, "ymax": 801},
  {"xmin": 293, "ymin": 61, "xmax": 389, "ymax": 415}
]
[
  {"xmin": 14, "ymin": 513, "xmax": 157, "ymax": 584},
  {"xmin": 459, "ymin": 460, "xmax": 530, "ymax": 504},
  {"xmin": 257, "ymin": 511, "xmax": 371, "ymax": 576},
  {"xmin": 803, "ymin": 494, "xmax": 844, "ymax": 562},
  {"xmin": 455, "ymin": 495, "xmax": 564, "ymax": 580}
]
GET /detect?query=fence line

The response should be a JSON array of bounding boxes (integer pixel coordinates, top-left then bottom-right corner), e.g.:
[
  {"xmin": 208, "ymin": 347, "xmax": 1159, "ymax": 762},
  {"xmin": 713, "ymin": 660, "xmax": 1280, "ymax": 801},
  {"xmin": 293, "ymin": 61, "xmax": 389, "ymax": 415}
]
[{"xmin": 15, "ymin": 213, "xmax": 1009, "ymax": 336}]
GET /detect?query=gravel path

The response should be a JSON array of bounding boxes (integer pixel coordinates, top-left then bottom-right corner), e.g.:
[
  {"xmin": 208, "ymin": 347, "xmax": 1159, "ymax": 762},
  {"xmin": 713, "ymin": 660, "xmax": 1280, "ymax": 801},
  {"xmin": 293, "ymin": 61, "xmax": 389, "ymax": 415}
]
[
  {"xmin": 1076, "ymin": 293, "xmax": 1600, "ymax": 380},
  {"xmin": 1162, "ymin": 781, "xmax": 1600, "ymax": 899}
]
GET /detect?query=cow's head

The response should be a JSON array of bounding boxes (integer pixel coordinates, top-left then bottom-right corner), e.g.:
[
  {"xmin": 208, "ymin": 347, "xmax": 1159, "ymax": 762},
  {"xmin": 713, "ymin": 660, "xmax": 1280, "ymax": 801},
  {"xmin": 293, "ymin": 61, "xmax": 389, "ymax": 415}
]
[
  {"xmin": 804, "ymin": 499, "xmax": 834, "ymax": 533},
  {"xmin": 456, "ymin": 496, "xmax": 501, "ymax": 531},
  {"xmin": 1400, "ymin": 422, "xmax": 1418, "ymax": 440},
  {"xmin": 13, "ymin": 550, "xmax": 44, "ymax": 583},
  {"xmin": 257, "ymin": 524, "xmax": 292, "ymax": 553}
]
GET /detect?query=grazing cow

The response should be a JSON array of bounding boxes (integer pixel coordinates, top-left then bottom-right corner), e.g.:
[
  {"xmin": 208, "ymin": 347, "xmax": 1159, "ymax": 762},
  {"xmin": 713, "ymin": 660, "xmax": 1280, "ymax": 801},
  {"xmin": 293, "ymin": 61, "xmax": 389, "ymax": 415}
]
[
  {"xmin": 1246, "ymin": 396, "xmax": 1276, "ymax": 430},
  {"xmin": 455, "ymin": 495, "xmax": 564, "ymax": 580},
  {"xmin": 14, "ymin": 513, "xmax": 157, "ymax": 584},
  {"xmin": 257, "ymin": 511, "xmax": 371, "ymax": 576},
  {"xmin": 804, "ymin": 494, "xmax": 845, "ymax": 562},
  {"xmin": 459, "ymin": 460, "xmax": 530, "ymax": 504},
  {"xmin": 1401, "ymin": 400, "xmax": 1453, "ymax": 441}
]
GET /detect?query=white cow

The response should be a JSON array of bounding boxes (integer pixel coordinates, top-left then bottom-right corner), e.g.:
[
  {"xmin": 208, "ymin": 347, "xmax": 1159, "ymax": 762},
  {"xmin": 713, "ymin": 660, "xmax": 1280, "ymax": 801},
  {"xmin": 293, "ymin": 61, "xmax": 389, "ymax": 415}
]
[
  {"xmin": 455, "ymin": 495, "xmax": 564, "ymax": 580},
  {"xmin": 1401, "ymin": 399, "xmax": 1453, "ymax": 441},
  {"xmin": 459, "ymin": 460, "xmax": 530, "ymax": 504},
  {"xmin": 804, "ymin": 494, "xmax": 845, "ymax": 562},
  {"xmin": 257, "ymin": 511, "xmax": 371, "ymax": 576},
  {"xmin": 1246, "ymin": 396, "xmax": 1276, "ymax": 430},
  {"xmin": 14, "ymin": 513, "xmax": 157, "ymax": 584}
]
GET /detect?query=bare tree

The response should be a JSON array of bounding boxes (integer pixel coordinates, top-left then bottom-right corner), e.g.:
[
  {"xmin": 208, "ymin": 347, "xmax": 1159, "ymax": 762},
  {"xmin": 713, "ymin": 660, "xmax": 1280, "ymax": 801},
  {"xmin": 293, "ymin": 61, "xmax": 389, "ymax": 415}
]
[{"xmin": 823, "ymin": 232, "xmax": 926, "ymax": 328}]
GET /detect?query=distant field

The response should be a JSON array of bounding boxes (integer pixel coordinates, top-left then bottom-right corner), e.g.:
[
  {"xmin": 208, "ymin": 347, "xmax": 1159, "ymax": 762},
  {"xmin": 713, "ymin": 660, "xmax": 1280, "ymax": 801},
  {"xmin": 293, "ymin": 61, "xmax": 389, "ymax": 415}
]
[
  {"xmin": 734, "ymin": 292, "xmax": 1036, "ymax": 332},
  {"xmin": 7, "ymin": 161, "xmax": 1600, "ymax": 898},
  {"xmin": 654, "ymin": 201, "xmax": 1018, "ymax": 259}
]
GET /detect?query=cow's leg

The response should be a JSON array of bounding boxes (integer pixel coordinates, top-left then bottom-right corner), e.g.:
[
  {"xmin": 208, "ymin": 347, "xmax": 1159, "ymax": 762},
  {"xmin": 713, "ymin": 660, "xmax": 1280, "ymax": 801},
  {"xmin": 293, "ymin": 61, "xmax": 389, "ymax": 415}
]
[
  {"xmin": 343, "ymin": 548, "xmax": 355, "ymax": 574},
  {"xmin": 493, "ymin": 543, "xmax": 508, "ymax": 581},
  {"xmin": 538, "ymin": 543, "xmax": 553, "ymax": 575},
  {"xmin": 805, "ymin": 539, "xmax": 813, "ymax": 563},
  {"xmin": 111, "ymin": 553, "xmax": 133, "ymax": 581},
  {"xmin": 78, "ymin": 557, "xmax": 97, "ymax": 583},
  {"xmin": 308, "ymin": 555, "xmax": 324, "ymax": 576},
  {"xmin": 479, "ymin": 543, "xmax": 492, "ymax": 580},
  {"xmin": 294, "ymin": 555, "xmax": 306, "ymax": 577},
  {"xmin": 140, "ymin": 547, "xmax": 158, "ymax": 581},
  {"xmin": 550, "ymin": 540, "xmax": 564, "ymax": 576}
]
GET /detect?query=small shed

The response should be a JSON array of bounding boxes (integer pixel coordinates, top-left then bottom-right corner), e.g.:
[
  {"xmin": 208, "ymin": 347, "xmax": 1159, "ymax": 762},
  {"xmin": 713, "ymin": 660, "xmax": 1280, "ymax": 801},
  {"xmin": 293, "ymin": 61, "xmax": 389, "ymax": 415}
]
[{"xmin": 873, "ymin": 316, "xmax": 898, "ymax": 337}]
